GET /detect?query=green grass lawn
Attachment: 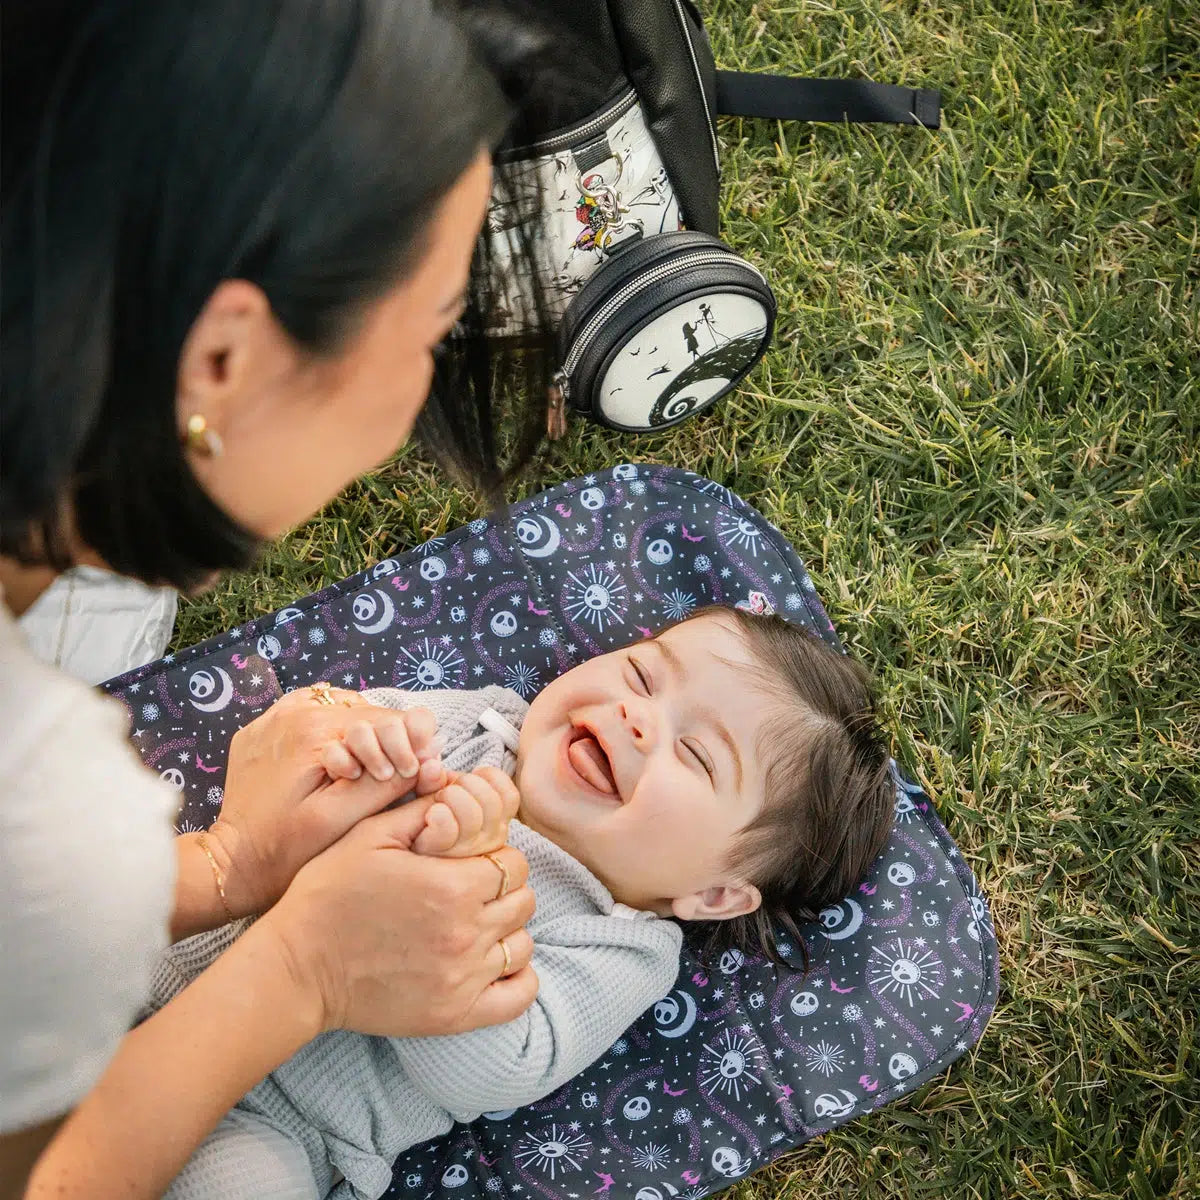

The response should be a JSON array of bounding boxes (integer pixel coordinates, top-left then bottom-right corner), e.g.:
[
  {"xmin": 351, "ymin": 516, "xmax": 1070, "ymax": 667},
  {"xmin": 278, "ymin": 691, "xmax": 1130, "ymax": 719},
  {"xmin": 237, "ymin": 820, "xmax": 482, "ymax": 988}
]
[{"xmin": 176, "ymin": 2, "xmax": 1198, "ymax": 1196}]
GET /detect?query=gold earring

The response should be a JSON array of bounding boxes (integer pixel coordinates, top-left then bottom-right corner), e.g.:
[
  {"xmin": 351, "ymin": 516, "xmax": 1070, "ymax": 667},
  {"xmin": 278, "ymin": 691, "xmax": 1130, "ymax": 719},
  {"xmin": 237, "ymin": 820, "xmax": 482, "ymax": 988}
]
[{"xmin": 183, "ymin": 413, "xmax": 224, "ymax": 458}]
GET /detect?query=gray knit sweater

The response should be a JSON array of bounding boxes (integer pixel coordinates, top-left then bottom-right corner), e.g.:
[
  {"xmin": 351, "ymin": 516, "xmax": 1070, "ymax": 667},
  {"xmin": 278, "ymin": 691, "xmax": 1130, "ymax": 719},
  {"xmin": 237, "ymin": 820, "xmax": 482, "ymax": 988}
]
[{"xmin": 151, "ymin": 687, "xmax": 683, "ymax": 1199}]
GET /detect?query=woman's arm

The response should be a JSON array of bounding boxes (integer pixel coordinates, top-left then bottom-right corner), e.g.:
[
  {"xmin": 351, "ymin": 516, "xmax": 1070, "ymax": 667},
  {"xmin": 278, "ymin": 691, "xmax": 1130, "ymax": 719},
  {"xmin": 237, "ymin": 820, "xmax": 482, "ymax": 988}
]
[
  {"xmin": 26, "ymin": 801, "xmax": 538, "ymax": 1199},
  {"xmin": 24, "ymin": 920, "xmax": 320, "ymax": 1199},
  {"xmin": 168, "ymin": 833, "xmax": 237, "ymax": 940}
]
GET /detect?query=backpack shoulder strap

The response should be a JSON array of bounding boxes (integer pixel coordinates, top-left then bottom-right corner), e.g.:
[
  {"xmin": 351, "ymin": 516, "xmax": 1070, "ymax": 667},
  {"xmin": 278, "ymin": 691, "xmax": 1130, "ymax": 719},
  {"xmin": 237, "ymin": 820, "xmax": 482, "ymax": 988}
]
[{"xmin": 715, "ymin": 70, "xmax": 940, "ymax": 129}]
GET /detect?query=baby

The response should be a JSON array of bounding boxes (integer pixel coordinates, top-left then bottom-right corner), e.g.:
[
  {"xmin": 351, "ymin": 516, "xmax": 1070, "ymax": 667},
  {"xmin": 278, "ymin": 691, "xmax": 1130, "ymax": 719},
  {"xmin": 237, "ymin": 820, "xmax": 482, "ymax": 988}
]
[{"xmin": 155, "ymin": 606, "xmax": 894, "ymax": 1199}]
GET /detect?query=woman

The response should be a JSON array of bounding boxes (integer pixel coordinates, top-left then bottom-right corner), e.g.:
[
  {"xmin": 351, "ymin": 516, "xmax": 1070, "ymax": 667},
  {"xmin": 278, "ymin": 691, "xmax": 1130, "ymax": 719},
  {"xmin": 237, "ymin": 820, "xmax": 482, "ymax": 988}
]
[{"xmin": 0, "ymin": 1, "xmax": 564, "ymax": 1194}]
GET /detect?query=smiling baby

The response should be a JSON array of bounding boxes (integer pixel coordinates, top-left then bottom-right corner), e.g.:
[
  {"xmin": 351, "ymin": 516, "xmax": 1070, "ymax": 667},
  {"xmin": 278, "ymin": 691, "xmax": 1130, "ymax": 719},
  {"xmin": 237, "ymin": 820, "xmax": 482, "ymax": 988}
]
[{"xmin": 156, "ymin": 606, "xmax": 893, "ymax": 1199}]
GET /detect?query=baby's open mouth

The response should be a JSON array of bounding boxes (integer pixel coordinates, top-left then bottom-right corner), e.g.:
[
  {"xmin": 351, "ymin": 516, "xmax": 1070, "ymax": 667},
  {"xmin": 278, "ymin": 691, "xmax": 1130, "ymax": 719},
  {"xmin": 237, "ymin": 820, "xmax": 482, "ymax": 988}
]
[{"xmin": 567, "ymin": 726, "xmax": 617, "ymax": 795}]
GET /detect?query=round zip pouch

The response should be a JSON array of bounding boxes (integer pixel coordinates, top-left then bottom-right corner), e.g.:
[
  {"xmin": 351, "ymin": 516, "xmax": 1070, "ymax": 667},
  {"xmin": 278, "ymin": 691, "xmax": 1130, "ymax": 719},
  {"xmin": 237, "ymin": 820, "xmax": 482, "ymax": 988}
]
[{"xmin": 551, "ymin": 231, "xmax": 776, "ymax": 432}]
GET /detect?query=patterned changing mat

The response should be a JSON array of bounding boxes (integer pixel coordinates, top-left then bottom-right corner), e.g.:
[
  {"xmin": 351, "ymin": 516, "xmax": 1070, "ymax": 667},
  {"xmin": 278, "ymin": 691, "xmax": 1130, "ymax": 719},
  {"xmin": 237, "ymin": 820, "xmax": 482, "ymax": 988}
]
[{"xmin": 104, "ymin": 464, "xmax": 998, "ymax": 1200}]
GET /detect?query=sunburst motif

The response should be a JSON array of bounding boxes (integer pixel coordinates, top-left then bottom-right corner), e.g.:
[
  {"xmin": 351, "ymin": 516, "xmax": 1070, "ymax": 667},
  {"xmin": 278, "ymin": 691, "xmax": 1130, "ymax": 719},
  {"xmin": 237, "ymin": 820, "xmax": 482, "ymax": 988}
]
[
  {"xmin": 804, "ymin": 1040, "xmax": 845, "ymax": 1078},
  {"xmin": 394, "ymin": 639, "xmax": 466, "ymax": 690},
  {"xmin": 716, "ymin": 513, "xmax": 765, "ymax": 557},
  {"xmin": 503, "ymin": 661, "xmax": 541, "ymax": 697},
  {"xmin": 699, "ymin": 1028, "xmax": 765, "ymax": 1101},
  {"xmin": 631, "ymin": 1143, "xmax": 671, "ymax": 1171},
  {"xmin": 694, "ymin": 478, "xmax": 736, "ymax": 506},
  {"xmin": 869, "ymin": 938, "xmax": 944, "ymax": 1005},
  {"xmin": 662, "ymin": 589, "xmax": 697, "ymax": 622},
  {"xmin": 563, "ymin": 563, "xmax": 628, "ymax": 633},
  {"xmin": 513, "ymin": 1125, "xmax": 591, "ymax": 1179}
]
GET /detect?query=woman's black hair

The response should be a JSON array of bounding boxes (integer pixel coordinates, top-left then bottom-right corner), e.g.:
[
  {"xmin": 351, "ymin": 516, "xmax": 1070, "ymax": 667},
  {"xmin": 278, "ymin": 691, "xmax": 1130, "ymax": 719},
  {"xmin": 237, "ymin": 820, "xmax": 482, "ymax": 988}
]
[{"xmin": 1, "ymin": 0, "xmax": 575, "ymax": 590}]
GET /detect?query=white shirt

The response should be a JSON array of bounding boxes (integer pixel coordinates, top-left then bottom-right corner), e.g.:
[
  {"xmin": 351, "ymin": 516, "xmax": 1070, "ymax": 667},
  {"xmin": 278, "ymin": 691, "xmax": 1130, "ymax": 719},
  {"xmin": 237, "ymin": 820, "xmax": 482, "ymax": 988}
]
[{"xmin": 0, "ymin": 597, "xmax": 177, "ymax": 1131}]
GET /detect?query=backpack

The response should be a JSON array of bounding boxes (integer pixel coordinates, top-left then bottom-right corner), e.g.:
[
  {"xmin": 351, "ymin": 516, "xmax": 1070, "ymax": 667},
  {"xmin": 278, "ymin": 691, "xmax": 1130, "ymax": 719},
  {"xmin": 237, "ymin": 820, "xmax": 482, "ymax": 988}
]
[{"xmin": 473, "ymin": 0, "xmax": 940, "ymax": 436}]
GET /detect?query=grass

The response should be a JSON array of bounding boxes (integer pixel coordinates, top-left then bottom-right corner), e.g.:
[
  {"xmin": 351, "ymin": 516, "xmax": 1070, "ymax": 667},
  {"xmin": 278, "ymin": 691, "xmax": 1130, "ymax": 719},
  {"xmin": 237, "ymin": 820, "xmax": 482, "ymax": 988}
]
[{"xmin": 175, "ymin": 2, "xmax": 1199, "ymax": 1197}]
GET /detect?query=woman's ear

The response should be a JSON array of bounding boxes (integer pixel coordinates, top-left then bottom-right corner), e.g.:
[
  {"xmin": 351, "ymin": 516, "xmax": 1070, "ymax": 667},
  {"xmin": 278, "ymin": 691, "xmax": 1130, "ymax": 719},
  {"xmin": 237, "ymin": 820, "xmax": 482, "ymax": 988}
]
[
  {"xmin": 671, "ymin": 883, "xmax": 762, "ymax": 923},
  {"xmin": 176, "ymin": 279, "xmax": 285, "ymax": 437}
]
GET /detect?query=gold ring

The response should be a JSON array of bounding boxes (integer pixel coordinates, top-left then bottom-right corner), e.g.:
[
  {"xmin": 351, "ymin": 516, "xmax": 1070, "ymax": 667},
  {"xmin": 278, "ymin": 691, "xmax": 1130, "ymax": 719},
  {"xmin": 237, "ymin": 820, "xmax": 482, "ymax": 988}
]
[
  {"xmin": 498, "ymin": 936, "xmax": 512, "ymax": 977},
  {"xmin": 483, "ymin": 852, "xmax": 510, "ymax": 901},
  {"xmin": 310, "ymin": 682, "xmax": 335, "ymax": 706}
]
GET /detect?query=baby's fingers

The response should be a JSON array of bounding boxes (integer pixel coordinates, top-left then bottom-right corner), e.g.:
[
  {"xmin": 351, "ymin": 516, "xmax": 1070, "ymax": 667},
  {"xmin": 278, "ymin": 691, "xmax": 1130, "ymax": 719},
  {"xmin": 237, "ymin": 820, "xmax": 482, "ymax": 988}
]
[
  {"xmin": 401, "ymin": 708, "xmax": 443, "ymax": 761},
  {"xmin": 472, "ymin": 766, "xmax": 520, "ymax": 821},
  {"xmin": 451, "ymin": 772, "xmax": 509, "ymax": 851},
  {"xmin": 414, "ymin": 757, "xmax": 448, "ymax": 798},
  {"xmin": 342, "ymin": 720, "xmax": 402, "ymax": 782},
  {"xmin": 320, "ymin": 739, "xmax": 363, "ymax": 781},
  {"xmin": 413, "ymin": 801, "xmax": 459, "ymax": 855},
  {"xmin": 437, "ymin": 782, "xmax": 485, "ymax": 848}
]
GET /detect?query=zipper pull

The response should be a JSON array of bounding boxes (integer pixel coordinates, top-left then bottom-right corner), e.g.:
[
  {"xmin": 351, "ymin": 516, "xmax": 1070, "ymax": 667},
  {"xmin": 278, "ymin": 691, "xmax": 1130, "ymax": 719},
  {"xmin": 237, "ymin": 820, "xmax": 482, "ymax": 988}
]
[{"xmin": 546, "ymin": 371, "xmax": 569, "ymax": 440}]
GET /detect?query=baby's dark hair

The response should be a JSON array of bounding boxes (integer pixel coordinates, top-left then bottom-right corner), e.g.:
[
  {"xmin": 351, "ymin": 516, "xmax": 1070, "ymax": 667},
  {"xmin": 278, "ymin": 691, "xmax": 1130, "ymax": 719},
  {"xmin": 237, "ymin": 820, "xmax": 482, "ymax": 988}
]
[{"xmin": 684, "ymin": 607, "xmax": 894, "ymax": 969}]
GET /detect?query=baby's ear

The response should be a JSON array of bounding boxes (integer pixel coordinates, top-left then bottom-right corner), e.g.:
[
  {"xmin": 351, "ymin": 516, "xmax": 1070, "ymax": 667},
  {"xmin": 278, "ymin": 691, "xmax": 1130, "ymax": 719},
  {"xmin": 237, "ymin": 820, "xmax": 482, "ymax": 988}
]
[{"xmin": 671, "ymin": 883, "xmax": 762, "ymax": 923}]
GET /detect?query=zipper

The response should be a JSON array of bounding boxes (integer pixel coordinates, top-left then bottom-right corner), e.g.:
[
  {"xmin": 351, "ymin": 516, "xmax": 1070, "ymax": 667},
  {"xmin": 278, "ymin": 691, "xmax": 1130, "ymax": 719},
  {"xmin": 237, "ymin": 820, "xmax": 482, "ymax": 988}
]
[
  {"xmin": 501, "ymin": 88, "xmax": 640, "ymax": 160},
  {"xmin": 672, "ymin": 0, "xmax": 720, "ymax": 176},
  {"xmin": 560, "ymin": 250, "xmax": 765, "ymax": 382}
]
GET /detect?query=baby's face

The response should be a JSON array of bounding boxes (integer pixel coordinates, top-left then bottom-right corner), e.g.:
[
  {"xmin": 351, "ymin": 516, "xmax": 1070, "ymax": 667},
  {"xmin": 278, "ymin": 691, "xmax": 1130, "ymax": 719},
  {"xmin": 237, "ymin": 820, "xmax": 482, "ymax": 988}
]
[{"xmin": 514, "ymin": 612, "xmax": 770, "ymax": 915}]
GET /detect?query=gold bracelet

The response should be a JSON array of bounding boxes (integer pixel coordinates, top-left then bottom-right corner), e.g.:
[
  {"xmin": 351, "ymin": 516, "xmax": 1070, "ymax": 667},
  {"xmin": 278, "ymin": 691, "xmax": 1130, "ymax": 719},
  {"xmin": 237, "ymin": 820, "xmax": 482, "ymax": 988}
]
[{"xmin": 197, "ymin": 831, "xmax": 236, "ymax": 924}]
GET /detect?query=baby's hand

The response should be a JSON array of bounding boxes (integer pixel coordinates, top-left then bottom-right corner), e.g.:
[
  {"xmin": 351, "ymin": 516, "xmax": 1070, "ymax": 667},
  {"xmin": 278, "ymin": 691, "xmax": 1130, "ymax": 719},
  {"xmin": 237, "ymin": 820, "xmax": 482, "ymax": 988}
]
[
  {"xmin": 320, "ymin": 705, "xmax": 447, "ymax": 798},
  {"xmin": 413, "ymin": 767, "xmax": 520, "ymax": 858}
]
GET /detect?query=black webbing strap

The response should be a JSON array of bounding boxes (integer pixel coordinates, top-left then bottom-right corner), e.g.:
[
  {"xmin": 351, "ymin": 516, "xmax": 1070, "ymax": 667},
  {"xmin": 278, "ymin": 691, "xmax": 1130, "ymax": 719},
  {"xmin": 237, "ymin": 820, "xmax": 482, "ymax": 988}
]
[{"xmin": 715, "ymin": 70, "xmax": 940, "ymax": 129}]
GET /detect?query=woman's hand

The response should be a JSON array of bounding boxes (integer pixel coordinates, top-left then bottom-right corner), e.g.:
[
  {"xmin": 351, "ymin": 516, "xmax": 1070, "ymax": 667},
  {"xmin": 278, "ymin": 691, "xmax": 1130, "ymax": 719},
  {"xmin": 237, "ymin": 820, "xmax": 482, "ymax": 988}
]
[
  {"xmin": 201, "ymin": 685, "xmax": 446, "ymax": 920},
  {"xmin": 261, "ymin": 797, "xmax": 538, "ymax": 1037},
  {"xmin": 26, "ymin": 795, "xmax": 537, "ymax": 1200}
]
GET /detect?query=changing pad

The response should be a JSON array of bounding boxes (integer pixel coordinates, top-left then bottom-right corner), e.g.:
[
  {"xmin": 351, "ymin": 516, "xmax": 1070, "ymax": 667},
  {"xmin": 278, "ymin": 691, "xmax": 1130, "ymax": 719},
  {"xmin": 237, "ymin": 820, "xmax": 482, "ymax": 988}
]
[{"xmin": 104, "ymin": 464, "xmax": 998, "ymax": 1199}]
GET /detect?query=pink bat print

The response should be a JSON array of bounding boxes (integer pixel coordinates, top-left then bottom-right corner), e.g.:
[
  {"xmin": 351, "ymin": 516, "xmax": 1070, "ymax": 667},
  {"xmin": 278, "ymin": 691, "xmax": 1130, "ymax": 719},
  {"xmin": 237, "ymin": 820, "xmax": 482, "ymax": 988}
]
[
  {"xmin": 528, "ymin": 599, "xmax": 551, "ymax": 616},
  {"xmin": 859, "ymin": 882, "xmax": 877, "ymax": 895},
  {"xmin": 555, "ymin": 504, "xmax": 573, "ymax": 518},
  {"xmin": 389, "ymin": 578, "xmax": 409, "ymax": 591},
  {"xmin": 230, "ymin": 653, "xmax": 249, "ymax": 670},
  {"xmin": 775, "ymin": 1084, "xmax": 794, "ymax": 1103},
  {"xmin": 195, "ymin": 754, "xmax": 221, "ymax": 774},
  {"xmin": 479, "ymin": 1153, "xmax": 497, "ymax": 1167},
  {"xmin": 829, "ymin": 980, "xmax": 856, "ymax": 994},
  {"xmin": 691, "ymin": 971, "xmax": 708, "ymax": 987},
  {"xmin": 681, "ymin": 1171, "xmax": 701, "ymax": 1185},
  {"xmin": 593, "ymin": 1173, "xmax": 615, "ymax": 1194},
  {"xmin": 858, "ymin": 1075, "xmax": 879, "ymax": 1093},
  {"xmin": 953, "ymin": 1002, "xmax": 975, "ymax": 1023},
  {"xmin": 680, "ymin": 525, "xmax": 704, "ymax": 542},
  {"xmin": 663, "ymin": 1081, "xmax": 687, "ymax": 1097},
  {"xmin": 635, "ymin": 625, "xmax": 654, "ymax": 638}
]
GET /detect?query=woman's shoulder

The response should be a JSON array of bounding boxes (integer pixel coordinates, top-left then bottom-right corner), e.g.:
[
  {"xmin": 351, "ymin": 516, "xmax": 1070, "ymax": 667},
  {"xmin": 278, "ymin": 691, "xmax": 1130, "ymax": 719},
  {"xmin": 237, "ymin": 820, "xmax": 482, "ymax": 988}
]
[
  {"xmin": 0, "ymin": 596, "xmax": 132, "ymax": 760},
  {"xmin": 0, "ymin": 602, "xmax": 178, "ymax": 1131}
]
